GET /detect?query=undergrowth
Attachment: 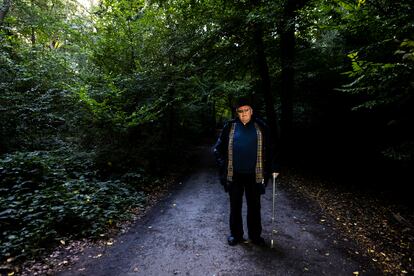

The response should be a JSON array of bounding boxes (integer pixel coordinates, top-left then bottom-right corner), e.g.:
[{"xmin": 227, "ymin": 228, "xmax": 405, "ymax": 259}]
[{"xmin": 0, "ymin": 147, "xmax": 148, "ymax": 265}]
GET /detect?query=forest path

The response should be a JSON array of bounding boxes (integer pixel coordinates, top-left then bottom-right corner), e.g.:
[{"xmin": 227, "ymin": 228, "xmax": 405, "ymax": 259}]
[{"xmin": 57, "ymin": 146, "xmax": 379, "ymax": 276}]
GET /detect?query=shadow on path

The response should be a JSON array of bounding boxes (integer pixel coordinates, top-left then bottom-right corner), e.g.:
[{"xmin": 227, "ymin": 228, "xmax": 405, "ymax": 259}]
[{"xmin": 57, "ymin": 146, "xmax": 379, "ymax": 276}]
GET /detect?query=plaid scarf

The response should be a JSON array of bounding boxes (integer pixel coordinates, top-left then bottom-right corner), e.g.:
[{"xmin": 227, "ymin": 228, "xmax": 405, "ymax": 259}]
[{"xmin": 227, "ymin": 122, "xmax": 264, "ymax": 184}]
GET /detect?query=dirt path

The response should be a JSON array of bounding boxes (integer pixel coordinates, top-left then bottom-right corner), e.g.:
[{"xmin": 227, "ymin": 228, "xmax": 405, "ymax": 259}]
[{"xmin": 57, "ymin": 147, "xmax": 379, "ymax": 276}]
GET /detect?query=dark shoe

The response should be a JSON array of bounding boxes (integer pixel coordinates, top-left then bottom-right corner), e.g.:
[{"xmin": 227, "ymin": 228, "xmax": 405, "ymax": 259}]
[
  {"xmin": 251, "ymin": 237, "xmax": 266, "ymax": 246},
  {"xmin": 227, "ymin": 236, "xmax": 246, "ymax": 246}
]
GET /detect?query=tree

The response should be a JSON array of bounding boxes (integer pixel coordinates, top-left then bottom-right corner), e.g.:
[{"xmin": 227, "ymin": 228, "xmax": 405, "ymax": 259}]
[
  {"xmin": 0, "ymin": 0, "xmax": 11, "ymax": 25},
  {"xmin": 278, "ymin": 0, "xmax": 310, "ymax": 158}
]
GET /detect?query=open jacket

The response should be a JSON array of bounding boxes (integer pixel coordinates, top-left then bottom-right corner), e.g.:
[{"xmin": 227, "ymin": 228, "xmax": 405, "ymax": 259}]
[{"xmin": 213, "ymin": 116, "xmax": 279, "ymax": 190}]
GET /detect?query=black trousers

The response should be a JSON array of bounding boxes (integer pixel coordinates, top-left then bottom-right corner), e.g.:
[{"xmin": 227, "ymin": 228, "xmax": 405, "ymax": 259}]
[{"xmin": 229, "ymin": 173, "xmax": 262, "ymax": 240}]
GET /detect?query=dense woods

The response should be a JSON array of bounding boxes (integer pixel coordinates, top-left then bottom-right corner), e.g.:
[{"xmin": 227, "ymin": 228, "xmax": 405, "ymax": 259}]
[{"xmin": 1, "ymin": 0, "xmax": 413, "ymax": 273}]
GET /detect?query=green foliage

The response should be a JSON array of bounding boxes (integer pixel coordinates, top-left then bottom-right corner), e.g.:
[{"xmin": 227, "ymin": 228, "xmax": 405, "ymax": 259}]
[
  {"xmin": 381, "ymin": 141, "xmax": 414, "ymax": 162},
  {"xmin": 296, "ymin": 0, "xmax": 414, "ymax": 163},
  {"xmin": 303, "ymin": 0, "xmax": 414, "ymax": 112},
  {"xmin": 340, "ymin": 49, "xmax": 412, "ymax": 111},
  {"xmin": 0, "ymin": 48, "xmax": 73, "ymax": 151},
  {"xmin": 0, "ymin": 149, "xmax": 146, "ymax": 262}
]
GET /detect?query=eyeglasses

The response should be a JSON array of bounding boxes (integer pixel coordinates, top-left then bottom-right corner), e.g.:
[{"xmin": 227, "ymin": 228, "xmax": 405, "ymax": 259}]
[{"xmin": 237, "ymin": 108, "xmax": 251, "ymax": 114}]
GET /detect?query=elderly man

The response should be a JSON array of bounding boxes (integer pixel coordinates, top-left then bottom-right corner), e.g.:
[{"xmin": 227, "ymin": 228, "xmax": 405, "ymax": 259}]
[{"xmin": 213, "ymin": 97, "xmax": 279, "ymax": 246}]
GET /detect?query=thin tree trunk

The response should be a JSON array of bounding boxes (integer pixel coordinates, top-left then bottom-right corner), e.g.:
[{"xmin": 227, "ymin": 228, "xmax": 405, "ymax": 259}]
[
  {"xmin": 227, "ymin": 94, "xmax": 234, "ymax": 116},
  {"xmin": 31, "ymin": 27, "xmax": 36, "ymax": 45},
  {"xmin": 0, "ymin": 0, "xmax": 12, "ymax": 25},
  {"xmin": 253, "ymin": 23, "xmax": 279, "ymax": 139},
  {"xmin": 280, "ymin": 2, "xmax": 295, "ymax": 152},
  {"xmin": 166, "ymin": 84, "xmax": 175, "ymax": 147},
  {"xmin": 31, "ymin": 0, "xmax": 36, "ymax": 45},
  {"xmin": 279, "ymin": 0, "xmax": 309, "ymax": 160},
  {"xmin": 126, "ymin": 17, "xmax": 136, "ymax": 72}
]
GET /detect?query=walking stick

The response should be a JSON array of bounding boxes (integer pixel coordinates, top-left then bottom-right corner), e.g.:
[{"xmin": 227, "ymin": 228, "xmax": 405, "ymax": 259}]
[{"xmin": 271, "ymin": 173, "xmax": 278, "ymax": 249}]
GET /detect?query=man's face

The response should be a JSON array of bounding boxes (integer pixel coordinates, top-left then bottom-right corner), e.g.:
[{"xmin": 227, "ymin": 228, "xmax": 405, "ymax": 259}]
[{"xmin": 236, "ymin": 105, "xmax": 253, "ymax": 124}]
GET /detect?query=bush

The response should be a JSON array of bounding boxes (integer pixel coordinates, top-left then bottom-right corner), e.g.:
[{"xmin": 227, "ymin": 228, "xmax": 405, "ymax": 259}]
[{"xmin": 0, "ymin": 149, "xmax": 146, "ymax": 263}]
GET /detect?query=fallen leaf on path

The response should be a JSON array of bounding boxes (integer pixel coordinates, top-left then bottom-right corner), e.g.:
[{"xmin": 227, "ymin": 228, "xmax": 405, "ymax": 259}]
[
  {"xmin": 273, "ymin": 169, "xmax": 414, "ymax": 275},
  {"xmin": 58, "ymin": 260, "xmax": 68, "ymax": 266}
]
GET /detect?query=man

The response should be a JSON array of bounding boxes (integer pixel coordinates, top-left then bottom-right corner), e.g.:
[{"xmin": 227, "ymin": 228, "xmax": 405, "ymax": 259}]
[{"xmin": 213, "ymin": 97, "xmax": 279, "ymax": 246}]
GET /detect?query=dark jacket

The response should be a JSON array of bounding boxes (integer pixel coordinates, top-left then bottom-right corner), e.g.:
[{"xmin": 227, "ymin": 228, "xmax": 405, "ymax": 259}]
[{"xmin": 213, "ymin": 116, "xmax": 279, "ymax": 190}]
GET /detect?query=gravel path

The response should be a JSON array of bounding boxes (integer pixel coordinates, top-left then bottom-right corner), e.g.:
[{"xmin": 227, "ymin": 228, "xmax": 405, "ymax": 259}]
[{"xmin": 57, "ymin": 147, "xmax": 379, "ymax": 276}]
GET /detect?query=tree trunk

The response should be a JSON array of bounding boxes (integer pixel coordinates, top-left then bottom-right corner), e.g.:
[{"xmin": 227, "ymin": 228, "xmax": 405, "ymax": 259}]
[
  {"xmin": 253, "ymin": 23, "xmax": 279, "ymax": 139},
  {"xmin": 31, "ymin": 27, "xmax": 36, "ymax": 45},
  {"xmin": 0, "ymin": 0, "xmax": 12, "ymax": 25},
  {"xmin": 127, "ymin": 21, "xmax": 136, "ymax": 72},
  {"xmin": 279, "ymin": 0, "xmax": 309, "ymax": 160},
  {"xmin": 280, "ymin": 2, "xmax": 295, "ymax": 154},
  {"xmin": 31, "ymin": 0, "xmax": 36, "ymax": 45},
  {"xmin": 166, "ymin": 84, "xmax": 175, "ymax": 147}
]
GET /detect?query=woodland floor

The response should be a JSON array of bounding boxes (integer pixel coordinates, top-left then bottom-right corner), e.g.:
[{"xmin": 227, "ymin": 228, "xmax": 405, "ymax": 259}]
[{"xmin": 14, "ymin": 146, "xmax": 412, "ymax": 276}]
